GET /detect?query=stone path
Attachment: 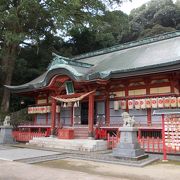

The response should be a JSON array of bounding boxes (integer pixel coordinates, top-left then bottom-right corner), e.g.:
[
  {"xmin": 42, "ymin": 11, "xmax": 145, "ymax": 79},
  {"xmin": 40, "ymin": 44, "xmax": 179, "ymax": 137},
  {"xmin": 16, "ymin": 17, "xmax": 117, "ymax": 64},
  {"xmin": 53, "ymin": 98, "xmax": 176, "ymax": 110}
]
[
  {"xmin": 0, "ymin": 144, "xmax": 179, "ymax": 180},
  {"xmin": 0, "ymin": 144, "xmax": 179, "ymax": 167},
  {"xmin": 0, "ymin": 147, "xmax": 61, "ymax": 161},
  {"xmin": 0, "ymin": 158, "xmax": 180, "ymax": 180},
  {"xmin": 0, "ymin": 144, "xmax": 158, "ymax": 166}
]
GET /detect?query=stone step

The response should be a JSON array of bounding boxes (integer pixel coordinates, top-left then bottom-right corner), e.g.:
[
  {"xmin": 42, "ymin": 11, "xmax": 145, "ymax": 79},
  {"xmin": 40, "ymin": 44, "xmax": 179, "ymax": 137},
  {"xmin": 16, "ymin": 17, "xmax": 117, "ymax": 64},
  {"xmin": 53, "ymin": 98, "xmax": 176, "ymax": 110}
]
[
  {"xmin": 74, "ymin": 128, "xmax": 89, "ymax": 139},
  {"xmin": 16, "ymin": 154, "xmax": 66, "ymax": 164},
  {"xmin": 29, "ymin": 137, "xmax": 107, "ymax": 152}
]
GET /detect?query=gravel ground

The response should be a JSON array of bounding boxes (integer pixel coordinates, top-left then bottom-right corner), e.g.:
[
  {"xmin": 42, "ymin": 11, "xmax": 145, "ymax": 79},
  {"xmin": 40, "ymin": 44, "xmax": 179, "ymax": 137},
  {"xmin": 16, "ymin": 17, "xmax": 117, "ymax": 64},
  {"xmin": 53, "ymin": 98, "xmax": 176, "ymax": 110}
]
[
  {"xmin": 0, "ymin": 158, "xmax": 179, "ymax": 180},
  {"xmin": 0, "ymin": 160, "xmax": 120, "ymax": 180}
]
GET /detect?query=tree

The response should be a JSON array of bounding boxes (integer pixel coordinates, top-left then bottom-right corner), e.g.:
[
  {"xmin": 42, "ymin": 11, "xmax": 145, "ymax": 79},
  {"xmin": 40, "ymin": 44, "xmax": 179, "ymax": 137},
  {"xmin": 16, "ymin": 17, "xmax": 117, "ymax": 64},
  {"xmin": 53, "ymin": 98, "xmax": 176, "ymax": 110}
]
[
  {"xmin": 0, "ymin": 0, "xmax": 55, "ymax": 112},
  {"xmin": 68, "ymin": 10, "xmax": 130, "ymax": 55},
  {"xmin": 175, "ymin": 0, "xmax": 180, "ymax": 29},
  {"xmin": 129, "ymin": 0, "xmax": 178, "ymax": 39},
  {"xmin": 0, "ymin": 0, "xmax": 124, "ymax": 112}
]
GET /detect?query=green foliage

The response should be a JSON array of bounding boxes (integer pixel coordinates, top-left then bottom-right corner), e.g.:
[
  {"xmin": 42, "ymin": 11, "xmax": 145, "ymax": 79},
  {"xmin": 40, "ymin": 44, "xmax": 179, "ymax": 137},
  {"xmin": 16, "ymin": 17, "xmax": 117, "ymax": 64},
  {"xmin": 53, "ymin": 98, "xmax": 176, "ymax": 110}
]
[
  {"xmin": 139, "ymin": 24, "xmax": 176, "ymax": 38},
  {"xmin": 68, "ymin": 10, "xmax": 130, "ymax": 55},
  {"xmin": 0, "ymin": 0, "xmax": 180, "ymax": 114},
  {"xmin": 129, "ymin": 0, "xmax": 179, "ymax": 38},
  {"xmin": 10, "ymin": 108, "xmax": 33, "ymax": 127}
]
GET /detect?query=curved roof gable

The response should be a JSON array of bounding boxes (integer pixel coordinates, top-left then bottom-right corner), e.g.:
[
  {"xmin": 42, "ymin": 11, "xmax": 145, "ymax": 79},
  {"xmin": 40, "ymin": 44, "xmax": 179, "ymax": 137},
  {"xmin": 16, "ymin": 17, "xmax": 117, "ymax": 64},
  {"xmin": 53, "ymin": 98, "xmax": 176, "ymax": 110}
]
[{"xmin": 5, "ymin": 31, "xmax": 180, "ymax": 93}]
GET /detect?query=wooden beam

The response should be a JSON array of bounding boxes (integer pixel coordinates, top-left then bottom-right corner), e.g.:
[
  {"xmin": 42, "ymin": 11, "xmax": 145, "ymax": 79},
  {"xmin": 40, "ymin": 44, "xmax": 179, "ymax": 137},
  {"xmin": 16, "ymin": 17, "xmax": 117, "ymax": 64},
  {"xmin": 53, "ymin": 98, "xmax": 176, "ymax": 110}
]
[{"xmin": 113, "ymin": 93, "xmax": 178, "ymax": 100}]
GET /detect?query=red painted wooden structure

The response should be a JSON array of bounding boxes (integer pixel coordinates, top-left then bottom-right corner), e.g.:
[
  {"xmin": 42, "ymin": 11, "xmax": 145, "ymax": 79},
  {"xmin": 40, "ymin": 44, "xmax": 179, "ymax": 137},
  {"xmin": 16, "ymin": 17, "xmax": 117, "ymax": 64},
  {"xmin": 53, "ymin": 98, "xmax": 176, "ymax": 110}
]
[
  {"xmin": 7, "ymin": 32, "xmax": 180, "ymax": 160},
  {"xmin": 107, "ymin": 114, "xmax": 180, "ymax": 158},
  {"xmin": 12, "ymin": 131, "xmax": 46, "ymax": 142}
]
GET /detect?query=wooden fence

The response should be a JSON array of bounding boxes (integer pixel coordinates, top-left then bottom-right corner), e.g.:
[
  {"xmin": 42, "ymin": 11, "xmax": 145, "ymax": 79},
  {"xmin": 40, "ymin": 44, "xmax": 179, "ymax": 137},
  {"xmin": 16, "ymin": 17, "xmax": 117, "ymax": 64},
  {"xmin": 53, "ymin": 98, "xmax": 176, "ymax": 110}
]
[
  {"xmin": 107, "ymin": 134, "xmax": 180, "ymax": 154},
  {"xmin": 12, "ymin": 131, "xmax": 46, "ymax": 142}
]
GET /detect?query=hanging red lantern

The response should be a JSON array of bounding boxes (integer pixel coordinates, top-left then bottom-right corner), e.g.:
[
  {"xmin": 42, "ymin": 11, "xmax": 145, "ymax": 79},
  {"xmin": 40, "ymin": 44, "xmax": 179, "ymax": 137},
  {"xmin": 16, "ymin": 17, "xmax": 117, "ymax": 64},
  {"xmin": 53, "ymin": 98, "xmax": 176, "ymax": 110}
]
[
  {"xmin": 158, "ymin": 97, "xmax": 164, "ymax": 108},
  {"xmin": 164, "ymin": 97, "xmax": 171, "ymax": 108},
  {"xmin": 134, "ymin": 99, "xmax": 140, "ymax": 109},
  {"xmin": 120, "ymin": 100, "xmax": 126, "ymax": 110},
  {"xmin": 128, "ymin": 100, "xmax": 134, "ymax": 109},
  {"xmin": 151, "ymin": 98, "xmax": 158, "ymax": 108},
  {"xmin": 170, "ymin": 97, "xmax": 177, "ymax": 108},
  {"xmin": 145, "ymin": 99, "xmax": 151, "ymax": 108},
  {"xmin": 177, "ymin": 97, "xmax": 180, "ymax": 107},
  {"xmin": 114, "ymin": 101, "xmax": 119, "ymax": 110},
  {"xmin": 140, "ymin": 99, "xmax": 146, "ymax": 109}
]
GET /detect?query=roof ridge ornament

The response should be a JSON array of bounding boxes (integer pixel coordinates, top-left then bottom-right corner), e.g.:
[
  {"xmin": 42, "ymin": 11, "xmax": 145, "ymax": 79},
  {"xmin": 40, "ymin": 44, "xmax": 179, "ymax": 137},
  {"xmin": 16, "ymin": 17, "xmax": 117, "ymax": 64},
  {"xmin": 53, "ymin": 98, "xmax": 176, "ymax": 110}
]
[{"xmin": 48, "ymin": 52, "xmax": 93, "ymax": 70}]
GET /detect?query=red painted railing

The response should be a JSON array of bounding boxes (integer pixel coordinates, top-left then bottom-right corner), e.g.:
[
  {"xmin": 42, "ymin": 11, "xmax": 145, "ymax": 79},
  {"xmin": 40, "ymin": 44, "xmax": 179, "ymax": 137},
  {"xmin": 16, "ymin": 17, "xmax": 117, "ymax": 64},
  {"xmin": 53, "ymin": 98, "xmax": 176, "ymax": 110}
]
[
  {"xmin": 107, "ymin": 134, "xmax": 180, "ymax": 154},
  {"xmin": 12, "ymin": 131, "xmax": 46, "ymax": 142},
  {"xmin": 139, "ymin": 137, "xmax": 163, "ymax": 153},
  {"xmin": 107, "ymin": 133, "xmax": 119, "ymax": 149}
]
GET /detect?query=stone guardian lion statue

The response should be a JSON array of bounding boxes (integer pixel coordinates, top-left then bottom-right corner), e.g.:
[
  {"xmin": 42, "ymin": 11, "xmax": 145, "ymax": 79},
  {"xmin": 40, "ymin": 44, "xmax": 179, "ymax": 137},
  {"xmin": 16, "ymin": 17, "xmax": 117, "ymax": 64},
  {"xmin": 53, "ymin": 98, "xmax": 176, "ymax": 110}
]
[
  {"xmin": 3, "ymin": 116, "xmax": 11, "ymax": 127},
  {"xmin": 121, "ymin": 112, "xmax": 135, "ymax": 127}
]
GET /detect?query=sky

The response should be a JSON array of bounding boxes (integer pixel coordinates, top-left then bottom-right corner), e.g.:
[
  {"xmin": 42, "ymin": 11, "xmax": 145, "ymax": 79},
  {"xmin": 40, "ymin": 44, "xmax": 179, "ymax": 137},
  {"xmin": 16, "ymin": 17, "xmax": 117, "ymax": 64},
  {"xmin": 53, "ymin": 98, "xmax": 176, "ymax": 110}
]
[
  {"xmin": 117, "ymin": 0, "xmax": 151, "ymax": 14},
  {"xmin": 117, "ymin": 0, "xmax": 177, "ymax": 14}
]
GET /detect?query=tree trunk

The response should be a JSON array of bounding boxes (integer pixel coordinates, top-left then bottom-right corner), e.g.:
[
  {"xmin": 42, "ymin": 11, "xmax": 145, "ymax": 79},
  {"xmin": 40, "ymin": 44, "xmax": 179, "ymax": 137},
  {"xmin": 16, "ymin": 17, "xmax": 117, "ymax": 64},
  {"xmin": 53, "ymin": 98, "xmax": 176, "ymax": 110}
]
[{"xmin": 1, "ymin": 45, "xmax": 17, "ymax": 113}]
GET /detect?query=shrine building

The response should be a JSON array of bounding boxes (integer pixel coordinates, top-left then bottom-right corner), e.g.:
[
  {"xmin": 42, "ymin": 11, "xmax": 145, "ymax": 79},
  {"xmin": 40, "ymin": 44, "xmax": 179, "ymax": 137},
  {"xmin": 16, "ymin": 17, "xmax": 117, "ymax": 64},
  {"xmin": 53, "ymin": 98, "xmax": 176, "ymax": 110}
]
[{"xmin": 6, "ymin": 31, "xmax": 180, "ymax": 143}]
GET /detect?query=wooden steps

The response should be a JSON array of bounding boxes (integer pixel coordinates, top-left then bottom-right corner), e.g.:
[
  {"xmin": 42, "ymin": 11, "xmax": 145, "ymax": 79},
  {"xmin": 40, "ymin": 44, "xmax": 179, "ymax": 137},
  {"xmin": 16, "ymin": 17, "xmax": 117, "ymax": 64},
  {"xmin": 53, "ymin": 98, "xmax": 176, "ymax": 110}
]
[{"xmin": 74, "ymin": 127, "xmax": 88, "ymax": 139}]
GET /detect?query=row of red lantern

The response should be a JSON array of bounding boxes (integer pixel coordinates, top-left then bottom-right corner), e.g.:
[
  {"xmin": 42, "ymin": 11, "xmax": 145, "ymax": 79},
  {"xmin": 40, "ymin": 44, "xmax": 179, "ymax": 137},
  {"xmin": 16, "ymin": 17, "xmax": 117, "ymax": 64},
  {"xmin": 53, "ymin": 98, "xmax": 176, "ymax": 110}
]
[{"xmin": 114, "ymin": 97, "xmax": 180, "ymax": 110}]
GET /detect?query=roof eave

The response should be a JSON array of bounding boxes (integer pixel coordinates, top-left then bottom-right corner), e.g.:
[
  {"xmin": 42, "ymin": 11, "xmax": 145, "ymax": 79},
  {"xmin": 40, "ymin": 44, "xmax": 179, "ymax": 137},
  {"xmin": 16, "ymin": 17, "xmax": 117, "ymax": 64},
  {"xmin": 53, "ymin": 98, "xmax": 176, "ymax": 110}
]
[{"xmin": 109, "ymin": 60, "xmax": 180, "ymax": 79}]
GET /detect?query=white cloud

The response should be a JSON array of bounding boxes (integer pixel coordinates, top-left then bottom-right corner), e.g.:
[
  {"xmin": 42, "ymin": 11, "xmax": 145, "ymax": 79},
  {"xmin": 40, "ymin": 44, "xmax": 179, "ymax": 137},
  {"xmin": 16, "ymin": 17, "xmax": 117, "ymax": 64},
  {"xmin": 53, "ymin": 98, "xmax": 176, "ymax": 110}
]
[
  {"xmin": 118, "ymin": 0, "xmax": 151, "ymax": 14},
  {"xmin": 115, "ymin": 0, "xmax": 177, "ymax": 14}
]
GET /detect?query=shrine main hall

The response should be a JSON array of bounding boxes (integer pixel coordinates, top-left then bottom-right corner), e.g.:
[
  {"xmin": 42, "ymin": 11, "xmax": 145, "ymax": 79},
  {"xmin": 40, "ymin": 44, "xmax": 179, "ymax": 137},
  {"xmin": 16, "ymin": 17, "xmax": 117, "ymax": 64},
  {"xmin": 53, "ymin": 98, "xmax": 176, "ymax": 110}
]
[{"xmin": 7, "ymin": 31, "xmax": 180, "ymax": 149}]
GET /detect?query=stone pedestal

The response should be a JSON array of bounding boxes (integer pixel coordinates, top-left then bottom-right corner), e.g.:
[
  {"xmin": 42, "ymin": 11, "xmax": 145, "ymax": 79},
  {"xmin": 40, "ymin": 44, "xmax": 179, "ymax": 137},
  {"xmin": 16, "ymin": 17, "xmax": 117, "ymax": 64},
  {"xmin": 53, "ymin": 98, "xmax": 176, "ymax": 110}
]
[
  {"xmin": 113, "ymin": 127, "xmax": 147, "ymax": 160},
  {"xmin": 0, "ymin": 126, "xmax": 14, "ymax": 144}
]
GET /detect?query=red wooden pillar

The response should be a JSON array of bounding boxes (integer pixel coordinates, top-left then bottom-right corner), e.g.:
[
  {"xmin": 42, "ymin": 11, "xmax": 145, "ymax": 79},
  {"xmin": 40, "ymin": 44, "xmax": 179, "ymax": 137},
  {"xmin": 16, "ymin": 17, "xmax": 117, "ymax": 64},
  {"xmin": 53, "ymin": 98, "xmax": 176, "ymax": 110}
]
[
  {"xmin": 147, "ymin": 109, "xmax": 152, "ymax": 126},
  {"xmin": 170, "ymin": 76, "xmax": 175, "ymax": 93},
  {"xmin": 51, "ymin": 98, "xmax": 57, "ymax": 136},
  {"xmin": 34, "ymin": 96, "xmax": 38, "ymax": 124},
  {"xmin": 105, "ymin": 97, "xmax": 110, "ymax": 126},
  {"xmin": 88, "ymin": 94, "xmax": 94, "ymax": 138},
  {"xmin": 46, "ymin": 94, "xmax": 49, "ymax": 125},
  {"xmin": 71, "ymin": 105, "xmax": 74, "ymax": 126},
  {"xmin": 125, "ymin": 87, "xmax": 129, "ymax": 112},
  {"xmin": 162, "ymin": 114, "xmax": 167, "ymax": 161},
  {"xmin": 57, "ymin": 111, "xmax": 60, "ymax": 127},
  {"xmin": 146, "ymin": 83, "xmax": 152, "ymax": 126},
  {"xmin": 46, "ymin": 113, "xmax": 48, "ymax": 125}
]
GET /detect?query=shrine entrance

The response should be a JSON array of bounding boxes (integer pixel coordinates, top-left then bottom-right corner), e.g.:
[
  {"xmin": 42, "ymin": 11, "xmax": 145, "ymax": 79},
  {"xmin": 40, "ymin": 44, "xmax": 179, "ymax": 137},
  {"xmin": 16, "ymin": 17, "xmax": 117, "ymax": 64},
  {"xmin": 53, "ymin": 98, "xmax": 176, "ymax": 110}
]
[
  {"xmin": 81, "ymin": 102, "xmax": 88, "ymax": 125},
  {"xmin": 81, "ymin": 102, "xmax": 96, "ymax": 125}
]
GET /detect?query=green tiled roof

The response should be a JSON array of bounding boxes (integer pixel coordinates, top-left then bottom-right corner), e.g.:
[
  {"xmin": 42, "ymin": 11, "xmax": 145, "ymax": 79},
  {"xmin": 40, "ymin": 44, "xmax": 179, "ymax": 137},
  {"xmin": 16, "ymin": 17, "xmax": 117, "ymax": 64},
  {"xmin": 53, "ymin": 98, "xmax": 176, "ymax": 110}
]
[
  {"xmin": 5, "ymin": 31, "xmax": 180, "ymax": 93},
  {"xmin": 48, "ymin": 53, "xmax": 93, "ymax": 70},
  {"xmin": 73, "ymin": 31, "xmax": 180, "ymax": 61}
]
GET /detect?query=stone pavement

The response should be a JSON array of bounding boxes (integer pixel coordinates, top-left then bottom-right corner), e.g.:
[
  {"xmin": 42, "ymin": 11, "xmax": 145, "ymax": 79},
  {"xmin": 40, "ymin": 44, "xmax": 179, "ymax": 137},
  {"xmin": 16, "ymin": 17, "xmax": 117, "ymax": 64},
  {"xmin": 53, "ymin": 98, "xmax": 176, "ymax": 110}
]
[
  {"xmin": 0, "ymin": 144, "xmax": 179, "ymax": 180},
  {"xmin": 0, "ymin": 145, "xmax": 61, "ymax": 161},
  {"xmin": 0, "ymin": 144, "xmax": 158, "ymax": 167},
  {"xmin": 0, "ymin": 144, "xmax": 179, "ymax": 167},
  {"xmin": 0, "ymin": 158, "xmax": 180, "ymax": 180}
]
